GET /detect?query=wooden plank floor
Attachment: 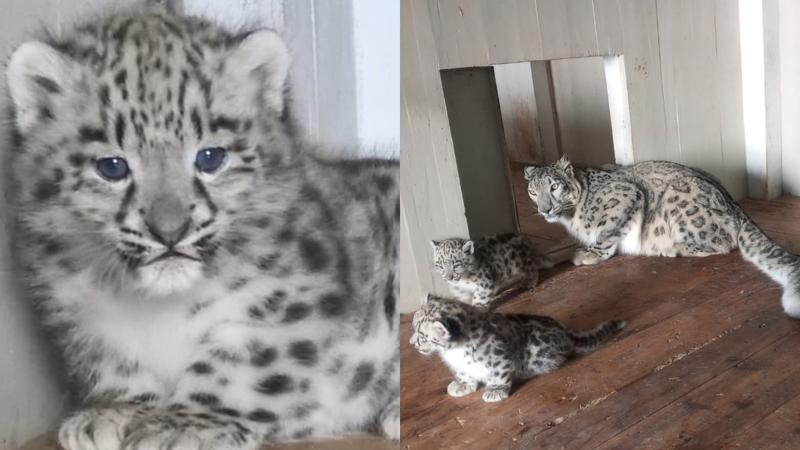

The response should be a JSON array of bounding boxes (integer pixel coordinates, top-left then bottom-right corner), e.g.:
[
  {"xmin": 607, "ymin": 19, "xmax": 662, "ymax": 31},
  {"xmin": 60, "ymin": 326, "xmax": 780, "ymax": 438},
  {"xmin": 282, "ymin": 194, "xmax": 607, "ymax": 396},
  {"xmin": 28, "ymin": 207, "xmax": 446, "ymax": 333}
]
[{"xmin": 400, "ymin": 197, "xmax": 800, "ymax": 449}]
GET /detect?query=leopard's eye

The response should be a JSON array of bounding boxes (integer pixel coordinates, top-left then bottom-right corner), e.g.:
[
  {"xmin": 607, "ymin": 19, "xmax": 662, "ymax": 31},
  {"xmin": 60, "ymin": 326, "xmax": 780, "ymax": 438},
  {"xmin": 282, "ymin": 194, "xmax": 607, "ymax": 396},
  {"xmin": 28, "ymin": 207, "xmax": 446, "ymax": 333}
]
[
  {"xmin": 550, "ymin": 183, "xmax": 561, "ymax": 192},
  {"xmin": 95, "ymin": 157, "xmax": 129, "ymax": 181},
  {"xmin": 195, "ymin": 147, "xmax": 228, "ymax": 173}
]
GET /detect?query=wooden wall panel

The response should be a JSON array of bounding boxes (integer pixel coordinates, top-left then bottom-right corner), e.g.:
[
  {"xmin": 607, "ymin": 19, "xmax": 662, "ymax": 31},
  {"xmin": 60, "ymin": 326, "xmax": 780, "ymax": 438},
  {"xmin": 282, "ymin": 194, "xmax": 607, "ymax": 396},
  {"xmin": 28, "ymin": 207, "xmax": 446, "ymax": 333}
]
[
  {"xmin": 441, "ymin": 68, "xmax": 517, "ymax": 237},
  {"xmin": 551, "ymin": 56, "xmax": 615, "ymax": 167},
  {"xmin": 494, "ymin": 63, "xmax": 548, "ymax": 163},
  {"xmin": 655, "ymin": 0, "xmax": 746, "ymax": 199},
  {"xmin": 400, "ymin": 0, "xmax": 469, "ymax": 312}
]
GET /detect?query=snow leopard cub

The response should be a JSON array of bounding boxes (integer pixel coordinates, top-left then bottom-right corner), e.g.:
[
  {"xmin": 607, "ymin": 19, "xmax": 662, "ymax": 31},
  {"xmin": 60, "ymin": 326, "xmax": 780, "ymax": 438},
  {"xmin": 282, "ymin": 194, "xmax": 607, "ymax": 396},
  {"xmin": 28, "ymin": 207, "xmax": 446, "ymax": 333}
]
[
  {"xmin": 6, "ymin": 8, "xmax": 398, "ymax": 449},
  {"xmin": 524, "ymin": 156, "xmax": 800, "ymax": 318},
  {"xmin": 410, "ymin": 295, "xmax": 625, "ymax": 402},
  {"xmin": 431, "ymin": 233, "xmax": 550, "ymax": 306}
]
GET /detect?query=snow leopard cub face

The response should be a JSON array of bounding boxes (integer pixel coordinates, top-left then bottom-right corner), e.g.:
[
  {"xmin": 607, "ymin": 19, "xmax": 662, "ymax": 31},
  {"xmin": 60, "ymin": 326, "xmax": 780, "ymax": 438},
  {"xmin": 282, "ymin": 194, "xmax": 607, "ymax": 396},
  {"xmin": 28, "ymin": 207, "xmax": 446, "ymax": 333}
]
[
  {"xmin": 410, "ymin": 295, "xmax": 464, "ymax": 355},
  {"xmin": 7, "ymin": 11, "xmax": 292, "ymax": 296},
  {"xmin": 431, "ymin": 238, "xmax": 478, "ymax": 281},
  {"xmin": 524, "ymin": 156, "xmax": 582, "ymax": 223}
]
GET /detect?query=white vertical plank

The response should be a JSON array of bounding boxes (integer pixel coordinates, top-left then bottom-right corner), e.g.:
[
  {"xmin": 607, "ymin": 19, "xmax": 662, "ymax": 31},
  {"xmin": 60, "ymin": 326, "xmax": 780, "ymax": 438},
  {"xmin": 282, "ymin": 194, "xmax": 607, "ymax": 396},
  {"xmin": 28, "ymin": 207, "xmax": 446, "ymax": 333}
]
[
  {"xmin": 779, "ymin": 0, "xmax": 800, "ymax": 195},
  {"xmin": 604, "ymin": 56, "xmax": 635, "ymax": 165},
  {"xmin": 762, "ymin": 0, "xmax": 783, "ymax": 198},
  {"xmin": 739, "ymin": 0, "xmax": 772, "ymax": 199}
]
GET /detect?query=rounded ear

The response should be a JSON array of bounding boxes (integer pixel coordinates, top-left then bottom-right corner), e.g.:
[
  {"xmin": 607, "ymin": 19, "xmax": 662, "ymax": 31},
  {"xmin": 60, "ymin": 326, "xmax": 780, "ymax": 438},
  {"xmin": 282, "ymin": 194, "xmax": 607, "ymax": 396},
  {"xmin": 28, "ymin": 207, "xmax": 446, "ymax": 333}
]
[
  {"xmin": 523, "ymin": 166, "xmax": 537, "ymax": 181},
  {"xmin": 461, "ymin": 241, "xmax": 475, "ymax": 255},
  {"xmin": 556, "ymin": 156, "xmax": 574, "ymax": 177},
  {"xmin": 430, "ymin": 321, "xmax": 451, "ymax": 341},
  {"xmin": 432, "ymin": 317, "xmax": 462, "ymax": 341},
  {"xmin": 7, "ymin": 41, "xmax": 77, "ymax": 133},
  {"xmin": 224, "ymin": 29, "xmax": 290, "ymax": 114},
  {"xmin": 430, "ymin": 240, "xmax": 439, "ymax": 250}
]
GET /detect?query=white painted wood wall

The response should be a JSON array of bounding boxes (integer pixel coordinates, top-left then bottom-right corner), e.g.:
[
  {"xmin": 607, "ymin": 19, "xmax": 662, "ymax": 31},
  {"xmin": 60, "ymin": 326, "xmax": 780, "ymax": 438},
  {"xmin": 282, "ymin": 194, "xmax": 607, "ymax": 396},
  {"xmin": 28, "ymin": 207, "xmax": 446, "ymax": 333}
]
[{"xmin": 400, "ymin": 0, "xmax": 800, "ymax": 313}]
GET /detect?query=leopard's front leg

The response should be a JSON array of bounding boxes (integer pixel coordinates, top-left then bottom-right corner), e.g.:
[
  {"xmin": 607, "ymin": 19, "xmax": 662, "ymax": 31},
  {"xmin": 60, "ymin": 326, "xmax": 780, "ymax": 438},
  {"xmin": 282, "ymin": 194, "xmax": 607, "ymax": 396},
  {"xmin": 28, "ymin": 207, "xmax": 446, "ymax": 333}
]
[{"xmin": 572, "ymin": 188, "xmax": 643, "ymax": 266}]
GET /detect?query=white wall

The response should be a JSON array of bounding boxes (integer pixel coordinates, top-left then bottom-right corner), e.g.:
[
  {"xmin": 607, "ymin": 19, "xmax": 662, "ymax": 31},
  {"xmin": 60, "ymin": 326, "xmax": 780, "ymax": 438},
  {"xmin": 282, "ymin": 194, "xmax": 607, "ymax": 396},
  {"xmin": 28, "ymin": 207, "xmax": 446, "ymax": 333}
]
[{"xmin": 353, "ymin": 0, "xmax": 400, "ymax": 155}]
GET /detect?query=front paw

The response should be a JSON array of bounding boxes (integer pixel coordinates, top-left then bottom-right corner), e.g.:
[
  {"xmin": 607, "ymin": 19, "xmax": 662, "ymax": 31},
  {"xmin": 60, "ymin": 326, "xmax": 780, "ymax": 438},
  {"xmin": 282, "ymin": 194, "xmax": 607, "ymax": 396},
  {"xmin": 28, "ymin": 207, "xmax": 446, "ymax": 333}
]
[
  {"xmin": 481, "ymin": 387, "xmax": 510, "ymax": 403},
  {"xmin": 58, "ymin": 407, "xmax": 136, "ymax": 450},
  {"xmin": 572, "ymin": 248, "xmax": 603, "ymax": 266},
  {"xmin": 447, "ymin": 380, "xmax": 478, "ymax": 397},
  {"xmin": 122, "ymin": 412, "xmax": 258, "ymax": 450},
  {"xmin": 379, "ymin": 400, "xmax": 400, "ymax": 441}
]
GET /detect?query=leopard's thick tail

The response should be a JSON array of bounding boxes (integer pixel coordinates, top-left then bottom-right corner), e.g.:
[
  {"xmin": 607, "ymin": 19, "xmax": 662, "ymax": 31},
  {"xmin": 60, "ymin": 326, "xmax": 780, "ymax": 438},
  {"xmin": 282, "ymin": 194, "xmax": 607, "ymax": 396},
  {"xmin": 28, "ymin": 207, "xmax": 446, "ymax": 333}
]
[
  {"xmin": 569, "ymin": 320, "xmax": 626, "ymax": 355},
  {"xmin": 735, "ymin": 208, "xmax": 800, "ymax": 318}
]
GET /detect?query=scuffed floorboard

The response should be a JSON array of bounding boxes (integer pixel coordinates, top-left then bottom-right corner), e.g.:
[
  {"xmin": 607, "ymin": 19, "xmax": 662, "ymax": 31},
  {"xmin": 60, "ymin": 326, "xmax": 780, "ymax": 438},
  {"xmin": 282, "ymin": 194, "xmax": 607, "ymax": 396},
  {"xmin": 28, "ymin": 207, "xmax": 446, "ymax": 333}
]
[{"xmin": 400, "ymin": 197, "xmax": 800, "ymax": 449}]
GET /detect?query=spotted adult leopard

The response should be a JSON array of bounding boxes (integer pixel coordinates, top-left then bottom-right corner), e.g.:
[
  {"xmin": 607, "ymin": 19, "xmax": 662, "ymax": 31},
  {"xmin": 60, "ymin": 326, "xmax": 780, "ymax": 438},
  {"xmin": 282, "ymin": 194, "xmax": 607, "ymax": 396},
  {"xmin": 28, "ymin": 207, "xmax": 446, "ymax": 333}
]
[
  {"xmin": 524, "ymin": 157, "xmax": 800, "ymax": 318},
  {"xmin": 6, "ymin": 7, "xmax": 398, "ymax": 449}
]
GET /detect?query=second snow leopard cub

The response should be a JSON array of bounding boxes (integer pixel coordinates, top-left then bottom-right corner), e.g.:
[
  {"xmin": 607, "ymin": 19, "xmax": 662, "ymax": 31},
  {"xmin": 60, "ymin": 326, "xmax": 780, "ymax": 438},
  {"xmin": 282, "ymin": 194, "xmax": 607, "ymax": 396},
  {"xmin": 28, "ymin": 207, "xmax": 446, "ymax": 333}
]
[
  {"xmin": 410, "ymin": 295, "xmax": 625, "ymax": 402},
  {"xmin": 524, "ymin": 157, "xmax": 800, "ymax": 318},
  {"xmin": 7, "ymin": 8, "xmax": 398, "ymax": 450},
  {"xmin": 432, "ymin": 233, "xmax": 550, "ymax": 306}
]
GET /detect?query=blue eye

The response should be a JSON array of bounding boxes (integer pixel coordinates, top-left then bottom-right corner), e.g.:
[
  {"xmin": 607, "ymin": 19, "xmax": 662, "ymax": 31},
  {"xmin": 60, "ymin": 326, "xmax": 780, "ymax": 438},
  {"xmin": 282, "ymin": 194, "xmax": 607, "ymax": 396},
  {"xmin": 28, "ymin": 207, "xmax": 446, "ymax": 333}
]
[
  {"xmin": 95, "ymin": 157, "xmax": 129, "ymax": 181},
  {"xmin": 195, "ymin": 147, "xmax": 227, "ymax": 173}
]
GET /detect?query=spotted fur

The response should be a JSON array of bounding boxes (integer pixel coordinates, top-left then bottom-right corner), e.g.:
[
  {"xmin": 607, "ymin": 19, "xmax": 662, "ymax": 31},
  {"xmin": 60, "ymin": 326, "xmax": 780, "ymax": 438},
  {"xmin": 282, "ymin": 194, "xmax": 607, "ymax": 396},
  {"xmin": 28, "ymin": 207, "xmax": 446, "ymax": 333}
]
[
  {"xmin": 431, "ymin": 233, "xmax": 550, "ymax": 306},
  {"xmin": 6, "ymin": 8, "xmax": 398, "ymax": 449},
  {"xmin": 410, "ymin": 295, "xmax": 624, "ymax": 402},
  {"xmin": 524, "ymin": 157, "xmax": 800, "ymax": 318}
]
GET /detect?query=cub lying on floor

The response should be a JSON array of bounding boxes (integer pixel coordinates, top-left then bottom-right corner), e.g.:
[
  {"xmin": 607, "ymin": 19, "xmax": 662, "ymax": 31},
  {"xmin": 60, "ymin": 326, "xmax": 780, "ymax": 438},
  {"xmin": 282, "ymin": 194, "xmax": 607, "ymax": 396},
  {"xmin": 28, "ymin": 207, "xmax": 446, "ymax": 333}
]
[
  {"xmin": 524, "ymin": 157, "xmax": 800, "ymax": 318},
  {"xmin": 409, "ymin": 295, "xmax": 625, "ymax": 402},
  {"xmin": 431, "ymin": 233, "xmax": 550, "ymax": 306}
]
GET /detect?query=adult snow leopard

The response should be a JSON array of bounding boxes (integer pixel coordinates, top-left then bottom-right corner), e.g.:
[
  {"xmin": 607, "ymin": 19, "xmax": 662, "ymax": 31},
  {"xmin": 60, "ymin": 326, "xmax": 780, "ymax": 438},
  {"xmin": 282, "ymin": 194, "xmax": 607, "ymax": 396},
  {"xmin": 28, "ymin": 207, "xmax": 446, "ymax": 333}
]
[
  {"xmin": 6, "ymin": 7, "xmax": 398, "ymax": 449},
  {"xmin": 524, "ymin": 157, "xmax": 800, "ymax": 318}
]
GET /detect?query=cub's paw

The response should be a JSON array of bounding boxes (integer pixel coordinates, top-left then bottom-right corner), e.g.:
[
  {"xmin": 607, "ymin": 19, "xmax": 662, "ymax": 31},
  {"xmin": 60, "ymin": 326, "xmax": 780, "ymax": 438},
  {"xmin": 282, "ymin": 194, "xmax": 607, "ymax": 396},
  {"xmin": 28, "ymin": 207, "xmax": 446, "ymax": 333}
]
[
  {"xmin": 379, "ymin": 400, "xmax": 400, "ymax": 441},
  {"xmin": 572, "ymin": 248, "xmax": 602, "ymax": 266},
  {"xmin": 58, "ymin": 407, "xmax": 138, "ymax": 450},
  {"xmin": 481, "ymin": 388, "xmax": 509, "ymax": 403},
  {"xmin": 447, "ymin": 380, "xmax": 478, "ymax": 397},
  {"xmin": 122, "ymin": 412, "xmax": 259, "ymax": 450}
]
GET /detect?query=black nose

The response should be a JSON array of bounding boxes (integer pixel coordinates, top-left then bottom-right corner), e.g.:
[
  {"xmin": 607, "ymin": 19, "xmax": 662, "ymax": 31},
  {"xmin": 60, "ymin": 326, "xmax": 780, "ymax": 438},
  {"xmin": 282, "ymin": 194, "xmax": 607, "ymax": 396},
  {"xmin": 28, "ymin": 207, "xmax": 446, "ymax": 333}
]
[{"xmin": 146, "ymin": 220, "xmax": 191, "ymax": 247}]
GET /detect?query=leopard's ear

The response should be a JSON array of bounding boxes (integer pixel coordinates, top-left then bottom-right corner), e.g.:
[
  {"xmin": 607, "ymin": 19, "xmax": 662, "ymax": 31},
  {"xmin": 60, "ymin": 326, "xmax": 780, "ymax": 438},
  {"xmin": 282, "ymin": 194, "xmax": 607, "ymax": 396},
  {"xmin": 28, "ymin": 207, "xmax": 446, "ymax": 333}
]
[
  {"xmin": 430, "ymin": 321, "xmax": 451, "ymax": 341},
  {"xmin": 7, "ymin": 41, "xmax": 80, "ymax": 134},
  {"xmin": 224, "ymin": 29, "xmax": 290, "ymax": 114},
  {"xmin": 461, "ymin": 240, "xmax": 475, "ymax": 255},
  {"xmin": 523, "ymin": 166, "xmax": 537, "ymax": 181},
  {"xmin": 432, "ymin": 316, "xmax": 462, "ymax": 341},
  {"xmin": 555, "ymin": 156, "xmax": 574, "ymax": 177},
  {"xmin": 430, "ymin": 240, "xmax": 440, "ymax": 250}
]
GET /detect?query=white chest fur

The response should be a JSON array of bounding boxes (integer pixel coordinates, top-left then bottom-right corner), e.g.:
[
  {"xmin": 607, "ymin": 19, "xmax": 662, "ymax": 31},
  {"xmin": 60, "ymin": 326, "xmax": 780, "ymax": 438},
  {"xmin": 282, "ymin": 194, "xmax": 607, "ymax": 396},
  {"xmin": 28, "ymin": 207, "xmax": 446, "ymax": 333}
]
[
  {"xmin": 448, "ymin": 279, "xmax": 478, "ymax": 292},
  {"xmin": 441, "ymin": 347, "xmax": 490, "ymax": 381},
  {"xmin": 53, "ymin": 271, "xmax": 223, "ymax": 382},
  {"xmin": 618, "ymin": 211, "xmax": 644, "ymax": 255}
]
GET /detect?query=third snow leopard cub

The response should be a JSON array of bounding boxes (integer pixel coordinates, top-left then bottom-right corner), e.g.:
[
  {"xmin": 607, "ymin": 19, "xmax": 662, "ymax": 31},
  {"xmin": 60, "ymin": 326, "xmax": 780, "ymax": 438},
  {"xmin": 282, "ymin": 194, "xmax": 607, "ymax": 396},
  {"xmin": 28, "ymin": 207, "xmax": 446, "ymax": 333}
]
[{"xmin": 431, "ymin": 233, "xmax": 550, "ymax": 306}]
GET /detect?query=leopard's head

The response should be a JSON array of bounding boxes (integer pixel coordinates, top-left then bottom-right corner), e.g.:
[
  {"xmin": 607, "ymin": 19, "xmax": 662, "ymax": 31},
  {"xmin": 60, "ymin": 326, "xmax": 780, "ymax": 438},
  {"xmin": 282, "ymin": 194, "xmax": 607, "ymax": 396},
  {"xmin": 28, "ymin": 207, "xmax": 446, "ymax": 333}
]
[{"xmin": 523, "ymin": 156, "xmax": 581, "ymax": 223}]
